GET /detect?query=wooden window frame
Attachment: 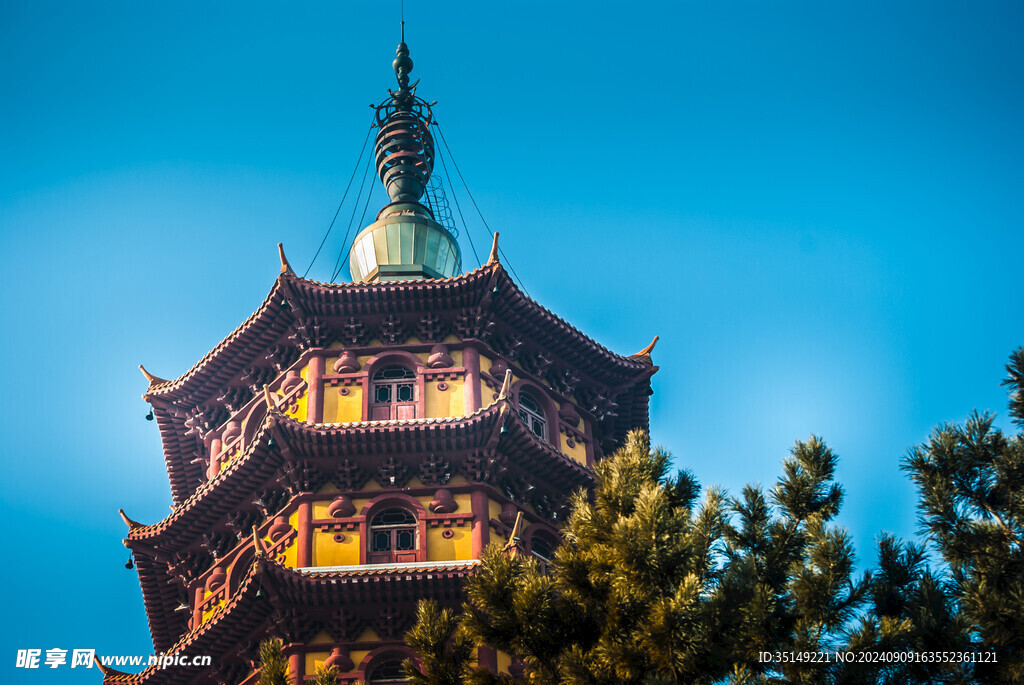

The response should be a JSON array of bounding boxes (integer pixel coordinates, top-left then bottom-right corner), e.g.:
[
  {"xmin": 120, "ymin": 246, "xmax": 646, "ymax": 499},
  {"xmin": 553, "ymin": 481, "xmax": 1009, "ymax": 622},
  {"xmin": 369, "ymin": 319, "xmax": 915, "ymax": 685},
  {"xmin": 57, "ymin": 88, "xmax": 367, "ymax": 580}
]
[{"xmin": 362, "ymin": 352, "xmax": 427, "ymax": 422}]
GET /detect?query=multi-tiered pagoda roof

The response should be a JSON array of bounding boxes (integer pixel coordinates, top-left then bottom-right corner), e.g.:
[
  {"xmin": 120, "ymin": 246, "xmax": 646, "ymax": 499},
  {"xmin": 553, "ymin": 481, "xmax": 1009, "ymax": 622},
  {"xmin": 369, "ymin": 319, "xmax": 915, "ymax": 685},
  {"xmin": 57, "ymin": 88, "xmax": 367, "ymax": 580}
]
[{"xmin": 109, "ymin": 29, "xmax": 656, "ymax": 685}]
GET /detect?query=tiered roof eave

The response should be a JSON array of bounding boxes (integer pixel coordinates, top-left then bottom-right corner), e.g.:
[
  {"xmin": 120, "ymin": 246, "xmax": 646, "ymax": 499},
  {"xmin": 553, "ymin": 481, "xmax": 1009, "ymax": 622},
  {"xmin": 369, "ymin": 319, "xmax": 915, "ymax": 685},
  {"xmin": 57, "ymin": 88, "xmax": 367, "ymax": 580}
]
[
  {"xmin": 142, "ymin": 258, "xmax": 657, "ymax": 504},
  {"xmin": 141, "ymin": 260, "xmax": 656, "ymax": 404},
  {"xmin": 103, "ymin": 556, "xmax": 479, "ymax": 685},
  {"xmin": 123, "ymin": 403, "xmax": 593, "ymax": 651}
]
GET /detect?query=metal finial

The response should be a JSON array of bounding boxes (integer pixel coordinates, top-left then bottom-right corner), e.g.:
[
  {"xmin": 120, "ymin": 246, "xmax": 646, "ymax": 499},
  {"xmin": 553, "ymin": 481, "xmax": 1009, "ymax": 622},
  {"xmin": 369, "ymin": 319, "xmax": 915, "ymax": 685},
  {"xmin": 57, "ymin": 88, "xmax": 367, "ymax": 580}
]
[
  {"xmin": 374, "ymin": 30, "xmax": 434, "ymax": 204},
  {"xmin": 393, "ymin": 35, "xmax": 413, "ymax": 90}
]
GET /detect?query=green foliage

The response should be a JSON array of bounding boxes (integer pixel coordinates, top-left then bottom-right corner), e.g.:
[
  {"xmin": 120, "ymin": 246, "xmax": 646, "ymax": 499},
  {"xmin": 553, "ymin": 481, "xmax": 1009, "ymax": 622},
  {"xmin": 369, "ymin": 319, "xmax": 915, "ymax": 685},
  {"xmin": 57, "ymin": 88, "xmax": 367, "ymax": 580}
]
[
  {"xmin": 404, "ymin": 347, "xmax": 1024, "ymax": 684},
  {"xmin": 402, "ymin": 600, "xmax": 490, "ymax": 685},
  {"xmin": 257, "ymin": 638, "xmax": 290, "ymax": 685},
  {"xmin": 898, "ymin": 347, "xmax": 1024, "ymax": 683},
  {"xmin": 724, "ymin": 436, "xmax": 868, "ymax": 684},
  {"xmin": 842, "ymin": 534, "xmax": 971, "ymax": 684},
  {"xmin": 312, "ymin": 664, "xmax": 340, "ymax": 685},
  {"xmin": 408, "ymin": 431, "xmax": 865, "ymax": 684}
]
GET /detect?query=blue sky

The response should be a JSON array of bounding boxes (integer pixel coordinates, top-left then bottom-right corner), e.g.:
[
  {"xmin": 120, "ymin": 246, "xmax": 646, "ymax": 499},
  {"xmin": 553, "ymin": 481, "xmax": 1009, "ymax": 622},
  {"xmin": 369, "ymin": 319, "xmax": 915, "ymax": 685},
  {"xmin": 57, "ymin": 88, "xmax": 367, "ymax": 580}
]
[{"xmin": 1, "ymin": 1, "xmax": 1022, "ymax": 680}]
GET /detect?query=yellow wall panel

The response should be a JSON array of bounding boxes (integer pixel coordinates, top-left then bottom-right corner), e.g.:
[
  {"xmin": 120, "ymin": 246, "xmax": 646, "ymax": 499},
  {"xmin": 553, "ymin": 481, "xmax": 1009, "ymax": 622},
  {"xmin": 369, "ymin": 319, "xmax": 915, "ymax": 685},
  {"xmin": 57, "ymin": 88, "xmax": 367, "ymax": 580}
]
[
  {"xmin": 449, "ymin": 379, "xmax": 465, "ymax": 416},
  {"xmin": 561, "ymin": 433, "xmax": 588, "ymax": 466},
  {"xmin": 350, "ymin": 650, "xmax": 371, "ymax": 671},
  {"xmin": 453, "ymin": 493, "xmax": 472, "ymax": 512},
  {"xmin": 276, "ymin": 536, "xmax": 298, "ymax": 569},
  {"xmin": 313, "ymin": 529, "xmax": 360, "ymax": 567},
  {"xmin": 200, "ymin": 592, "xmax": 222, "ymax": 625},
  {"xmin": 425, "ymin": 384, "xmax": 444, "ymax": 420},
  {"xmin": 305, "ymin": 652, "xmax": 329, "ymax": 674},
  {"xmin": 356, "ymin": 627, "xmax": 381, "ymax": 642},
  {"xmin": 425, "ymin": 378, "xmax": 465, "ymax": 418},
  {"xmin": 426, "ymin": 525, "xmax": 471, "ymax": 561},
  {"xmin": 335, "ymin": 386, "xmax": 363, "ymax": 423},
  {"xmin": 488, "ymin": 498, "xmax": 503, "ymax": 523},
  {"xmin": 481, "ymin": 379, "xmax": 495, "ymax": 408},
  {"xmin": 321, "ymin": 380, "xmax": 338, "ymax": 422},
  {"xmin": 312, "ymin": 500, "xmax": 331, "ymax": 519},
  {"xmin": 323, "ymin": 383, "xmax": 363, "ymax": 423}
]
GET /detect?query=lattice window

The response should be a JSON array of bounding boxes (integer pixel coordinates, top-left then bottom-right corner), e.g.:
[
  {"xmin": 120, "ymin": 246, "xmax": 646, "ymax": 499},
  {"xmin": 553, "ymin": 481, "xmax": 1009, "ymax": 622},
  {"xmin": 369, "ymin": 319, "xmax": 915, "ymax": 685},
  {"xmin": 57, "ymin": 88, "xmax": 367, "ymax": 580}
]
[
  {"xmin": 531, "ymin": 532, "xmax": 557, "ymax": 576},
  {"xmin": 368, "ymin": 659, "xmax": 408, "ymax": 684},
  {"xmin": 370, "ymin": 365, "xmax": 417, "ymax": 420},
  {"xmin": 518, "ymin": 390, "xmax": 547, "ymax": 441},
  {"xmin": 369, "ymin": 507, "xmax": 418, "ymax": 564}
]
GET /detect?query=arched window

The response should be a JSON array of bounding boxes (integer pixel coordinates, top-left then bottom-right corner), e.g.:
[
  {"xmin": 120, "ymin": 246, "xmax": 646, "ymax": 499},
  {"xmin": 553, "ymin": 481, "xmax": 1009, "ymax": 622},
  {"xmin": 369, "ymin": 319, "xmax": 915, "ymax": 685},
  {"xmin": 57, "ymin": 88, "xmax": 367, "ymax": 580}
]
[
  {"xmin": 517, "ymin": 390, "xmax": 547, "ymax": 441},
  {"xmin": 368, "ymin": 658, "xmax": 408, "ymax": 684},
  {"xmin": 369, "ymin": 507, "xmax": 418, "ymax": 564},
  {"xmin": 371, "ymin": 365, "xmax": 417, "ymax": 420},
  {"xmin": 530, "ymin": 531, "xmax": 557, "ymax": 575}
]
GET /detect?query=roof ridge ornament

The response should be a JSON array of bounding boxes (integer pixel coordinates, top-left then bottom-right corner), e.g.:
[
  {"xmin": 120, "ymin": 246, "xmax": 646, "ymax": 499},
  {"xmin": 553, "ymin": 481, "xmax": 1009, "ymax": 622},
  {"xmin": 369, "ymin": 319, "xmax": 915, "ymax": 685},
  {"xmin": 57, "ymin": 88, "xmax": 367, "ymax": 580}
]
[
  {"xmin": 92, "ymin": 654, "xmax": 129, "ymax": 677},
  {"xmin": 277, "ymin": 243, "xmax": 295, "ymax": 276},
  {"xmin": 503, "ymin": 511, "xmax": 525, "ymax": 557},
  {"xmin": 252, "ymin": 525, "xmax": 267, "ymax": 557},
  {"xmin": 497, "ymin": 369, "xmax": 513, "ymax": 401},
  {"xmin": 487, "ymin": 232, "xmax": 501, "ymax": 266},
  {"xmin": 118, "ymin": 508, "xmax": 145, "ymax": 531},
  {"xmin": 139, "ymin": 364, "xmax": 169, "ymax": 386},
  {"xmin": 629, "ymin": 335, "xmax": 659, "ymax": 362}
]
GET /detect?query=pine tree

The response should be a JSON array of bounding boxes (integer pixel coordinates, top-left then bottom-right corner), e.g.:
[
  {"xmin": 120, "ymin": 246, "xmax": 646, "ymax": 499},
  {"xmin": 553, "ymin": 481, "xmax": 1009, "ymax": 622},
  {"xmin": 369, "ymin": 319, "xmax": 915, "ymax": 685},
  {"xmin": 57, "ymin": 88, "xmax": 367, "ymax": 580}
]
[
  {"xmin": 842, "ymin": 534, "xmax": 970, "ymax": 684},
  {"xmin": 408, "ymin": 430, "xmax": 735, "ymax": 684},
  {"xmin": 723, "ymin": 436, "xmax": 868, "ymax": 684},
  {"xmin": 899, "ymin": 347, "xmax": 1024, "ymax": 683},
  {"xmin": 402, "ymin": 600, "xmax": 487, "ymax": 685},
  {"xmin": 257, "ymin": 638, "xmax": 290, "ymax": 685},
  {"xmin": 312, "ymin": 664, "xmax": 340, "ymax": 685}
]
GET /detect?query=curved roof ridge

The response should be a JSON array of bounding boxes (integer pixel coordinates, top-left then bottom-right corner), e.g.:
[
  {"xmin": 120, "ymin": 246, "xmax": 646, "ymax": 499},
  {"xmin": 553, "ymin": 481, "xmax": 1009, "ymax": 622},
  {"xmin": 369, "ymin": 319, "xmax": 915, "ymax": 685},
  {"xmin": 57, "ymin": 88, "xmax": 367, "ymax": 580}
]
[
  {"xmin": 104, "ymin": 554, "xmax": 266, "ymax": 684},
  {"xmin": 296, "ymin": 559, "xmax": 481, "ymax": 577},
  {"xmin": 295, "ymin": 258, "xmax": 496, "ymax": 289},
  {"xmin": 128, "ymin": 416, "xmax": 275, "ymax": 538},
  {"xmin": 128, "ymin": 404, "xmax": 507, "ymax": 541},
  {"xmin": 142, "ymin": 257, "xmax": 653, "ymax": 406},
  {"xmin": 294, "ymin": 264, "xmax": 651, "ymax": 371},
  {"xmin": 104, "ymin": 554, "xmax": 477, "ymax": 684},
  {"xmin": 146, "ymin": 277, "xmax": 286, "ymax": 396},
  {"xmin": 490, "ymin": 268, "xmax": 651, "ymax": 371}
]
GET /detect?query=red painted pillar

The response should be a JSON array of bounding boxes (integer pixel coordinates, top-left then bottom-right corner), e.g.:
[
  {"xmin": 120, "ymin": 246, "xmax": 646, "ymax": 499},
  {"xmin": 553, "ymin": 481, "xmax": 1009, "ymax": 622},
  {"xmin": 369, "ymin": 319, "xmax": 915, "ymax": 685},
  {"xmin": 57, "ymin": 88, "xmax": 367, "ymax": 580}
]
[
  {"xmin": 207, "ymin": 438, "xmax": 222, "ymax": 479},
  {"xmin": 463, "ymin": 345, "xmax": 482, "ymax": 413},
  {"xmin": 470, "ymin": 489, "xmax": 490, "ymax": 558},
  {"xmin": 191, "ymin": 586, "xmax": 203, "ymax": 630},
  {"xmin": 307, "ymin": 355, "xmax": 324, "ymax": 424},
  {"xmin": 288, "ymin": 651, "xmax": 302, "ymax": 685},
  {"xmin": 297, "ymin": 500, "xmax": 312, "ymax": 568}
]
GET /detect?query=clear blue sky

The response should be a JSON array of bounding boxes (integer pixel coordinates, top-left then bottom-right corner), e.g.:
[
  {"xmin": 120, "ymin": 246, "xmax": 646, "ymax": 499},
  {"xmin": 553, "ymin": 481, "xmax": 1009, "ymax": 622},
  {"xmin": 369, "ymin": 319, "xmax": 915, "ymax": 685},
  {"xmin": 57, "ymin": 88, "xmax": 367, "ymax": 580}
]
[{"xmin": 1, "ymin": 1, "xmax": 1022, "ymax": 681}]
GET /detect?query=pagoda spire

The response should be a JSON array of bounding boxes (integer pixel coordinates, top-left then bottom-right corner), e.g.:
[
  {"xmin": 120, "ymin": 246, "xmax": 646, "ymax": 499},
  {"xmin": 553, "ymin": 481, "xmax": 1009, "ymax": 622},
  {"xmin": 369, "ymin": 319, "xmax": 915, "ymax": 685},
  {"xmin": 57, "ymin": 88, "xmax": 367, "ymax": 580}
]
[
  {"xmin": 346, "ymin": 30, "xmax": 462, "ymax": 283},
  {"xmin": 394, "ymin": 21, "xmax": 412, "ymax": 91},
  {"xmin": 375, "ymin": 31, "xmax": 433, "ymax": 206}
]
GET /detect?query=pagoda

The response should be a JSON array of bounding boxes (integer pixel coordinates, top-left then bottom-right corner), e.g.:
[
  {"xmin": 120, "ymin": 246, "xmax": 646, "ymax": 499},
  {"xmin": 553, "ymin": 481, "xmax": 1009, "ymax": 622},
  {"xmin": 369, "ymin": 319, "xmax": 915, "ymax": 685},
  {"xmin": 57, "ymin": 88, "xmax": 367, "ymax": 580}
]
[{"xmin": 108, "ymin": 33, "xmax": 657, "ymax": 685}]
